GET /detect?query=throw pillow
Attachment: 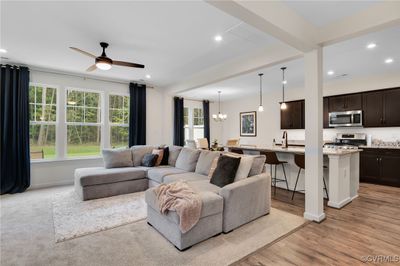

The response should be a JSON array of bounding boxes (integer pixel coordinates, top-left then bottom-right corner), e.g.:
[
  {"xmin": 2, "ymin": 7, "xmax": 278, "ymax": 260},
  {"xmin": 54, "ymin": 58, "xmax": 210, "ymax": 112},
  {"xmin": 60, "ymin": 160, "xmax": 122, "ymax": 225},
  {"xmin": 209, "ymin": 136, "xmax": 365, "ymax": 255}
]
[
  {"xmin": 142, "ymin": 153, "xmax": 159, "ymax": 167},
  {"xmin": 168, "ymin": 146, "xmax": 183, "ymax": 166},
  {"xmin": 234, "ymin": 156, "xmax": 254, "ymax": 182},
  {"xmin": 248, "ymin": 155, "xmax": 266, "ymax": 176},
  {"xmin": 210, "ymin": 155, "xmax": 241, "ymax": 188},
  {"xmin": 160, "ymin": 146, "xmax": 169, "ymax": 165},
  {"xmin": 131, "ymin": 145, "xmax": 155, "ymax": 167},
  {"xmin": 195, "ymin": 150, "xmax": 220, "ymax": 176},
  {"xmin": 208, "ymin": 156, "xmax": 219, "ymax": 179},
  {"xmin": 175, "ymin": 147, "xmax": 201, "ymax": 172},
  {"xmin": 102, "ymin": 148, "xmax": 133, "ymax": 169},
  {"xmin": 152, "ymin": 149, "xmax": 164, "ymax": 166}
]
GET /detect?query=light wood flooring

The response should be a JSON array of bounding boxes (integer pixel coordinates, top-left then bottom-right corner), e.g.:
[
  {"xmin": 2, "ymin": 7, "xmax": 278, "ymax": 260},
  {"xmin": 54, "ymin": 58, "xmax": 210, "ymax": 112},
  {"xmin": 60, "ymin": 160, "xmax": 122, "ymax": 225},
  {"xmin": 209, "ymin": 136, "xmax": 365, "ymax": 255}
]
[{"xmin": 234, "ymin": 183, "xmax": 400, "ymax": 266}]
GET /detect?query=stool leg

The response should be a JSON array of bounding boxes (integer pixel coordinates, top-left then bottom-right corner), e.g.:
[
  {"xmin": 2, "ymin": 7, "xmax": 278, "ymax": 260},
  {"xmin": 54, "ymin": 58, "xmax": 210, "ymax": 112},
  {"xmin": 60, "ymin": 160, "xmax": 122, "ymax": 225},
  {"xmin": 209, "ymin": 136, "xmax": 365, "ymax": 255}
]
[
  {"xmin": 282, "ymin": 164, "xmax": 289, "ymax": 191},
  {"xmin": 274, "ymin": 165, "xmax": 277, "ymax": 195},
  {"xmin": 292, "ymin": 168, "xmax": 301, "ymax": 200},
  {"xmin": 323, "ymin": 177, "xmax": 329, "ymax": 200}
]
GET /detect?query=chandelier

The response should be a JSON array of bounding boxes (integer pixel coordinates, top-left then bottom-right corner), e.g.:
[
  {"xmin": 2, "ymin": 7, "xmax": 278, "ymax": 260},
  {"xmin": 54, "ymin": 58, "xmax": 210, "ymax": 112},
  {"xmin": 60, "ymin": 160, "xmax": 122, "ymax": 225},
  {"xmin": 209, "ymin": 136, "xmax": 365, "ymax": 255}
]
[{"xmin": 212, "ymin": 91, "xmax": 227, "ymax": 122}]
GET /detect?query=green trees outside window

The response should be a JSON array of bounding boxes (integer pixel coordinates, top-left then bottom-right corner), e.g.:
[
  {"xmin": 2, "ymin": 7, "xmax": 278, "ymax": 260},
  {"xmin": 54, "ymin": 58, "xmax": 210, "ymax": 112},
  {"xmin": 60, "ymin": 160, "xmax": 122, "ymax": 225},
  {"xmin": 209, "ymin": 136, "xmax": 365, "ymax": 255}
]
[{"xmin": 109, "ymin": 94, "xmax": 129, "ymax": 148}]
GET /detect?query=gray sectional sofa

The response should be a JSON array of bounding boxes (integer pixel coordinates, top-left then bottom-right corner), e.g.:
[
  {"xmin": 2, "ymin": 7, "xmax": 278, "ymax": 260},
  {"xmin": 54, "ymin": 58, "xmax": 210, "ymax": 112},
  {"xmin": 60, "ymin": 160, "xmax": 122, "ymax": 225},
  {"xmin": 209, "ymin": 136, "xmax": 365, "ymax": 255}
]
[{"xmin": 74, "ymin": 145, "xmax": 271, "ymax": 250}]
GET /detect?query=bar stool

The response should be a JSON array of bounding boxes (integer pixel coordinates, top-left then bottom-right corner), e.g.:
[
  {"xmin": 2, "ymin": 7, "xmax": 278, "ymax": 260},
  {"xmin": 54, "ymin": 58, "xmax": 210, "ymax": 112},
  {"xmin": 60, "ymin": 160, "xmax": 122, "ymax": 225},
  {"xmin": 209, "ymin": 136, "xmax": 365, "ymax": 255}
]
[
  {"xmin": 261, "ymin": 151, "xmax": 289, "ymax": 195},
  {"xmin": 292, "ymin": 153, "xmax": 329, "ymax": 200}
]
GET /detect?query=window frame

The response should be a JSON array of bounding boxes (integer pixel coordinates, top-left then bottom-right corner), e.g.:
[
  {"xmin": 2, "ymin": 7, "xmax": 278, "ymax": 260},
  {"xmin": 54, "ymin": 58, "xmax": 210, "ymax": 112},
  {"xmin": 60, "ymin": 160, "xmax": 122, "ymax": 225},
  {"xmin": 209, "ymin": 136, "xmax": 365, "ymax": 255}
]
[
  {"xmin": 183, "ymin": 102, "xmax": 204, "ymax": 142},
  {"xmin": 29, "ymin": 83, "xmax": 59, "ymax": 161}
]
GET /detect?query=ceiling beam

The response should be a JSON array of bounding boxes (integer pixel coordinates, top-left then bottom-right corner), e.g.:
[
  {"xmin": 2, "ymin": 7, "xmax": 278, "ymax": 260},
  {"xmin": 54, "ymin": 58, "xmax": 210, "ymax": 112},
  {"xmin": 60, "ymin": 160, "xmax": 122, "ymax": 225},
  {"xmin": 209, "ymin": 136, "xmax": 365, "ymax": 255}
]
[
  {"xmin": 165, "ymin": 44, "xmax": 301, "ymax": 94},
  {"xmin": 206, "ymin": 0, "xmax": 319, "ymax": 52},
  {"xmin": 318, "ymin": 1, "xmax": 400, "ymax": 46}
]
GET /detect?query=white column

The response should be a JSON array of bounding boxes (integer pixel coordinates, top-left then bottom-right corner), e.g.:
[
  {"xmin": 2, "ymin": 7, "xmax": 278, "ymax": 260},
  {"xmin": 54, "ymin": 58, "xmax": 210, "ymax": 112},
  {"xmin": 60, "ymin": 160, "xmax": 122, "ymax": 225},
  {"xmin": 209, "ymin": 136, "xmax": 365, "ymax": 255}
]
[
  {"xmin": 304, "ymin": 47, "xmax": 325, "ymax": 222},
  {"xmin": 327, "ymin": 154, "xmax": 352, "ymax": 209}
]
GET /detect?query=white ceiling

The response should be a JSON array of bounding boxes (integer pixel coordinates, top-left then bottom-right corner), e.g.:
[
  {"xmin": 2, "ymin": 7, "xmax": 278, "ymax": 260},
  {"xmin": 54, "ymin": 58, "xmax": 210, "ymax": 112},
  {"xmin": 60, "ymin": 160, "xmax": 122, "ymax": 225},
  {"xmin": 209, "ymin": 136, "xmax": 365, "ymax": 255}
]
[
  {"xmin": 1, "ymin": 1, "xmax": 277, "ymax": 87},
  {"xmin": 180, "ymin": 26, "xmax": 400, "ymax": 102},
  {"xmin": 284, "ymin": 0, "xmax": 381, "ymax": 27}
]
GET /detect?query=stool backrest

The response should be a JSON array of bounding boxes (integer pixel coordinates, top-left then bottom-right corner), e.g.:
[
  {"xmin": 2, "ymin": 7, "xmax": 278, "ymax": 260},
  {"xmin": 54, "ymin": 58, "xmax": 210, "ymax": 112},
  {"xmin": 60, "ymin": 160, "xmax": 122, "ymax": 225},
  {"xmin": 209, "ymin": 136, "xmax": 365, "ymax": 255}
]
[
  {"xmin": 261, "ymin": 151, "xmax": 281, "ymax": 165},
  {"xmin": 294, "ymin": 153, "xmax": 305, "ymax": 169},
  {"xmin": 229, "ymin": 147, "xmax": 243, "ymax": 154}
]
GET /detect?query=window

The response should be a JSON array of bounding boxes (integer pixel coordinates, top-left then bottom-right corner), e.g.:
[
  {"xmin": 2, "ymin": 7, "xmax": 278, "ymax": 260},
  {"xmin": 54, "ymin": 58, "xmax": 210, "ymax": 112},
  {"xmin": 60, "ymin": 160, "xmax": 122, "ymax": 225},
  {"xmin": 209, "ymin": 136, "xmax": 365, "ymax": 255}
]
[
  {"xmin": 109, "ymin": 94, "xmax": 129, "ymax": 148},
  {"xmin": 29, "ymin": 85, "xmax": 57, "ymax": 160},
  {"xmin": 66, "ymin": 89, "xmax": 101, "ymax": 157},
  {"xmin": 184, "ymin": 105, "xmax": 204, "ymax": 142}
]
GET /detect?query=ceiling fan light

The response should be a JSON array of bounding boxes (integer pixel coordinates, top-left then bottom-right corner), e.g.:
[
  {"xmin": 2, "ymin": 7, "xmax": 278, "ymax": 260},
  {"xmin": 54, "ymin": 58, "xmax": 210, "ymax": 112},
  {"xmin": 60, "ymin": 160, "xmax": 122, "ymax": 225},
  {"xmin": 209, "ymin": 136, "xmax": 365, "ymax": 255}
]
[{"xmin": 96, "ymin": 62, "xmax": 112, "ymax": 70}]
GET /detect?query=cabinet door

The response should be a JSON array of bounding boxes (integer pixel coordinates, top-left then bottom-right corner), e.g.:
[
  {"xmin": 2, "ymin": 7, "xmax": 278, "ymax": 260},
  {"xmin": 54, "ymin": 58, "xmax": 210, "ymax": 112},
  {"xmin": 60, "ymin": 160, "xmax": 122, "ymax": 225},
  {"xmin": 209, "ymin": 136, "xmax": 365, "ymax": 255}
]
[
  {"xmin": 280, "ymin": 105, "xmax": 291, "ymax": 129},
  {"xmin": 383, "ymin": 88, "xmax": 400, "ymax": 127},
  {"xmin": 363, "ymin": 91, "xmax": 384, "ymax": 127},
  {"xmin": 323, "ymin": 97, "xmax": 329, "ymax": 128},
  {"xmin": 345, "ymin": 94, "xmax": 362, "ymax": 110},
  {"xmin": 360, "ymin": 152, "xmax": 380, "ymax": 183},
  {"xmin": 280, "ymin": 101, "xmax": 304, "ymax": 129},
  {"xmin": 380, "ymin": 153, "xmax": 400, "ymax": 187},
  {"xmin": 328, "ymin": 95, "xmax": 346, "ymax": 112}
]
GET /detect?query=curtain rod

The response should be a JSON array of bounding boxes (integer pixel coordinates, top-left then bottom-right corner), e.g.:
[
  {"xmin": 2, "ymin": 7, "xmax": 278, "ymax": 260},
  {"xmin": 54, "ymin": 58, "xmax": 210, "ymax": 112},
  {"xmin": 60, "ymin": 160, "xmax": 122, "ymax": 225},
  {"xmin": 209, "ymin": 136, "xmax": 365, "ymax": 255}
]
[
  {"xmin": 183, "ymin": 97, "xmax": 214, "ymax": 103},
  {"xmin": 3, "ymin": 64, "xmax": 155, "ymax": 89}
]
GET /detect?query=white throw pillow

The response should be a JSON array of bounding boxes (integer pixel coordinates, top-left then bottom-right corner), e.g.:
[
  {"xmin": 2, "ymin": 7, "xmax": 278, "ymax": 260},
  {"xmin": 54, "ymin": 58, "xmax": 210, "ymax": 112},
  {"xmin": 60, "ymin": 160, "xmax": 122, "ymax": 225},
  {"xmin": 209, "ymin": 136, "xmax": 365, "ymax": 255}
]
[{"xmin": 234, "ymin": 156, "xmax": 254, "ymax": 182}]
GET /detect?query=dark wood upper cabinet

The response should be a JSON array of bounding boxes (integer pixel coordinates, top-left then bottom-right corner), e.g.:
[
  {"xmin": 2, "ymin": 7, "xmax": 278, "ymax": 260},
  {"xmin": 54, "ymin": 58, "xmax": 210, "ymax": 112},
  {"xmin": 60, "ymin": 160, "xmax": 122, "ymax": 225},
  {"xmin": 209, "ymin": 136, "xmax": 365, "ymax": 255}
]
[
  {"xmin": 383, "ymin": 89, "xmax": 400, "ymax": 126},
  {"xmin": 323, "ymin": 97, "xmax": 329, "ymax": 128},
  {"xmin": 328, "ymin": 93, "xmax": 362, "ymax": 112},
  {"xmin": 363, "ymin": 91, "xmax": 384, "ymax": 127},
  {"xmin": 280, "ymin": 100, "xmax": 304, "ymax": 129}
]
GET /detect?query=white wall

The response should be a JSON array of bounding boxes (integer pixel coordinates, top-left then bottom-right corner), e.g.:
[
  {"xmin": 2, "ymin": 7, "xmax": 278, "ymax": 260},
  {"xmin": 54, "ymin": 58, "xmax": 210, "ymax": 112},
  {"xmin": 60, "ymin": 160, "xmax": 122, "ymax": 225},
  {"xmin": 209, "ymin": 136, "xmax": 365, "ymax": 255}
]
[
  {"xmin": 29, "ymin": 69, "xmax": 165, "ymax": 189},
  {"xmin": 217, "ymin": 72, "xmax": 400, "ymax": 146}
]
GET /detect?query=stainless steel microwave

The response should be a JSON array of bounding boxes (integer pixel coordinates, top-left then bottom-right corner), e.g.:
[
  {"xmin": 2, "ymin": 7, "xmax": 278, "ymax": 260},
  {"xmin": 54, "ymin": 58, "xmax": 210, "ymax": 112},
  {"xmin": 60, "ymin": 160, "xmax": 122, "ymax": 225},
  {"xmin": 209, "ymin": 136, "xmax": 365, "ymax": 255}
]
[{"xmin": 328, "ymin": 110, "xmax": 363, "ymax": 127}]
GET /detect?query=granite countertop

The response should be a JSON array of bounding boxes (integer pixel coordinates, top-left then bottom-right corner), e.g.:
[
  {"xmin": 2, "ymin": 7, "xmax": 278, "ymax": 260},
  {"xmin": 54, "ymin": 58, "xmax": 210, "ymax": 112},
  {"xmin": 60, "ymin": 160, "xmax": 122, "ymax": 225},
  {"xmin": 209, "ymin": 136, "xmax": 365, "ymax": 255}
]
[
  {"xmin": 359, "ymin": 145, "xmax": 400, "ymax": 150},
  {"xmin": 228, "ymin": 145, "xmax": 361, "ymax": 155}
]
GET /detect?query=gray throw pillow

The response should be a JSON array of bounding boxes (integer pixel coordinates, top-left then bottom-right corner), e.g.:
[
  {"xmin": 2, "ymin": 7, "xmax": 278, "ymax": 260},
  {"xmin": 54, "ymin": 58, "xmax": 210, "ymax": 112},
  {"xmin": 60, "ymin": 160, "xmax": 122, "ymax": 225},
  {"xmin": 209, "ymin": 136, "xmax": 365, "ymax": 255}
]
[
  {"xmin": 131, "ymin": 145, "xmax": 155, "ymax": 167},
  {"xmin": 175, "ymin": 147, "xmax": 201, "ymax": 172},
  {"xmin": 142, "ymin": 153, "xmax": 159, "ymax": 167},
  {"xmin": 168, "ymin": 146, "xmax": 183, "ymax": 166},
  {"xmin": 195, "ymin": 150, "xmax": 221, "ymax": 176},
  {"xmin": 249, "ymin": 155, "xmax": 266, "ymax": 176},
  {"xmin": 102, "ymin": 149, "xmax": 133, "ymax": 169}
]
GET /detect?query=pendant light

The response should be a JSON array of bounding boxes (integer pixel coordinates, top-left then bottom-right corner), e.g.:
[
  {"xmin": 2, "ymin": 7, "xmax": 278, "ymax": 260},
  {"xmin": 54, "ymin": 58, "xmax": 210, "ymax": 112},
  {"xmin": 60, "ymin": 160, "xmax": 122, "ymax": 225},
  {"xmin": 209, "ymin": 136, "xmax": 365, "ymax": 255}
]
[
  {"xmin": 280, "ymin": 67, "xmax": 287, "ymax": 110},
  {"xmin": 212, "ymin": 91, "xmax": 227, "ymax": 122},
  {"xmin": 258, "ymin": 73, "xmax": 264, "ymax": 112}
]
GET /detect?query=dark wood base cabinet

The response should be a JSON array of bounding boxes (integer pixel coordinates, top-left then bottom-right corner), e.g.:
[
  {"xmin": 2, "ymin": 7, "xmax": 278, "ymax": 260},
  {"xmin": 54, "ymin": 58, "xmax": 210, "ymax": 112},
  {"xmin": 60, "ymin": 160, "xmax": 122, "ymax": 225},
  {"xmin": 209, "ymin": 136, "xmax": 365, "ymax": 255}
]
[{"xmin": 360, "ymin": 148, "xmax": 400, "ymax": 187}]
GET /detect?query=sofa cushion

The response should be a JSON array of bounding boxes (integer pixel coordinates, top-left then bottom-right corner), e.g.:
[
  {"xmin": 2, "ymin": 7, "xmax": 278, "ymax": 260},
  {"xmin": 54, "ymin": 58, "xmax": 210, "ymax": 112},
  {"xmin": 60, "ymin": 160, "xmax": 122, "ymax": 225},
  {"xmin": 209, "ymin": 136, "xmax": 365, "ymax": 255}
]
[
  {"xmin": 195, "ymin": 150, "xmax": 221, "ymax": 176},
  {"xmin": 210, "ymin": 155, "xmax": 241, "ymax": 188},
  {"xmin": 168, "ymin": 146, "xmax": 183, "ymax": 166},
  {"xmin": 75, "ymin": 167, "xmax": 146, "ymax": 187},
  {"xmin": 163, "ymin": 172, "xmax": 208, "ymax": 184},
  {"xmin": 147, "ymin": 166, "xmax": 187, "ymax": 183},
  {"xmin": 131, "ymin": 145, "xmax": 155, "ymax": 167},
  {"xmin": 102, "ymin": 148, "xmax": 133, "ymax": 168},
  {"xmin": 187, "ymin": 180, "xmax": 221, "ymax": 194},
  {"xmin": 145, "ymin": 189, "xmax": 223, "ymax": 225},
  {"xmin": 175, "ymin": 147, "xmax": 201, "ymax": 172}
]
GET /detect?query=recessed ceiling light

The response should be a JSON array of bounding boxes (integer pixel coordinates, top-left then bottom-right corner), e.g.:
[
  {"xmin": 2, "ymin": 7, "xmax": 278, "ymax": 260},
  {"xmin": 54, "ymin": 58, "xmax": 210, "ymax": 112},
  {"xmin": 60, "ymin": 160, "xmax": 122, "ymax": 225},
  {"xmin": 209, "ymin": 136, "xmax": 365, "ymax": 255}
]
[
  {"xmin": 145, "ymin": 74, "xmax": 151, "ymax": 79},
  {"xmin": 385, "ymin": 58, "xmax": 394, "ymax": 64},
  {"xmin": 0, "ymin": 48, "xmax": 7, "ymax": 53},
  {"xmin": 214, "ymin": 35, "xmax": 223, "ymax": 42},
  {"xmin": 327, "ymin": 70, "xmax": 335, "ymax": 76},
  {"xmin": 366, "ymin": 43, "xmax": 376, "ymax": 49}
]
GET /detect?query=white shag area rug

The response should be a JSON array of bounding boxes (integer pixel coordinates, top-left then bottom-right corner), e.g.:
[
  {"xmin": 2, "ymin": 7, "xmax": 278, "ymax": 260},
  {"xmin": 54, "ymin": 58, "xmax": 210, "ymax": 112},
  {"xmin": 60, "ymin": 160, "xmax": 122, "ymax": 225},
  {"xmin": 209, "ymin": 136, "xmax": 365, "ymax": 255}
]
[{"xmin": 52, "ymin": 190, "xmax": 146, "ymax": 242}]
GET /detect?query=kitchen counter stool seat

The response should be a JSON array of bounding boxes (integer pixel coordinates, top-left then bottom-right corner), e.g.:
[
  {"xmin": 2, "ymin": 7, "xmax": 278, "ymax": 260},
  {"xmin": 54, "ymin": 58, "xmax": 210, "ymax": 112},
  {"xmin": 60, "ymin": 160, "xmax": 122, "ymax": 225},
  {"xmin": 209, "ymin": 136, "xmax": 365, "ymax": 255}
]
[{"xmin": 261, "ymin": 151, "xmax": 289, "ymax": 195}]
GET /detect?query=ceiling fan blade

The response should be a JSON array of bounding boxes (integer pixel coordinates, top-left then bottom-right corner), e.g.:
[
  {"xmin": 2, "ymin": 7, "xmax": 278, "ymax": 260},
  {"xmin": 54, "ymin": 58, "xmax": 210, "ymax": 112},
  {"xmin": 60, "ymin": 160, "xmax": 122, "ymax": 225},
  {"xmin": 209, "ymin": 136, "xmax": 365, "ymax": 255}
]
[
  {"xmin": 113, "ymin": 60, "xmax": 145, "ymax": 68},
  {"xmin": 70, "ymin": 47, "xmax": 96, "ymax": 58},
  {"xmin": 86, "ymin": 64, "xmax": 97, "ymax": 72}
]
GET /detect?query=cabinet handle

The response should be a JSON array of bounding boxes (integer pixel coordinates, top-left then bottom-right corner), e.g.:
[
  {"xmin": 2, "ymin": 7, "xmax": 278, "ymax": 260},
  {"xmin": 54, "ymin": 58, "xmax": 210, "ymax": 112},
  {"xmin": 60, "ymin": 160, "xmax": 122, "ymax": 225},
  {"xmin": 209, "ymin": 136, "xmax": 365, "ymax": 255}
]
[{"xmin": 376, "ymin": 157, "xmax": 379, "ymax": 162}]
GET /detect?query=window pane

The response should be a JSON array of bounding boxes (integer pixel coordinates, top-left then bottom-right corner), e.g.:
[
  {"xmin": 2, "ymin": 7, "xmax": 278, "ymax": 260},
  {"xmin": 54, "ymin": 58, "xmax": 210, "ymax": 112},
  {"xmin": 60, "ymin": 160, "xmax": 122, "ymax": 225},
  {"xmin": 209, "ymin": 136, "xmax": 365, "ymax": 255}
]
[
  {"xmin": 67, "ymin": 125, "xmax": 101, "ymax": 157},
  {"xmin": 193, "ymin": 127, "xmax": 204, "ymax": 140},
  {"xmin": 184, "ymin": 107, "xmax": 189, "ymax": 126},
  {"xmin": 67, "ymin": 106, "xmax": 84, "ymax": 122},
  {"xmin": 85, "ymin": 92, "xmax": 100, "ymax": 107},
  {"xmin": 85, "ymin": 107, "xmax": 100, "ymax": 123},
  {"xmin": 30, "ymin": 124, "xmax": 56, "ymax": 159},
  {"xmin": 109, "ymin": 95, "xmax": 129, "ymax": 125},
  {"xmin": 29, "ymin": 86, "xmax": 35, "ymax": 103},
  {"xmin": 67, "ymin": 90, "xmax": 83, "ymax": 106},
  {"xmin": 111, "ymin": 126, "xmax": 129, "ymax": 148},
  {"xmin": 45, "ymin": 87, "xmax": 57, "ymax": 105},
  {"xmin": 184, "ymin": 127, "xmax": 190, "ymax": 142}
]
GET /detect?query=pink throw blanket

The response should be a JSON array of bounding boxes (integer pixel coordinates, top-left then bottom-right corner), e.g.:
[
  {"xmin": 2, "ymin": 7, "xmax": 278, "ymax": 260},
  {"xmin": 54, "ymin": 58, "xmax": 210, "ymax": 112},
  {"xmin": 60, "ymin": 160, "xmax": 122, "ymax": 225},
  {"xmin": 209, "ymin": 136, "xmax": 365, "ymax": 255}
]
[{"xmin": 154, "ymin": 181, "xmax": 202, "ymax": 233}]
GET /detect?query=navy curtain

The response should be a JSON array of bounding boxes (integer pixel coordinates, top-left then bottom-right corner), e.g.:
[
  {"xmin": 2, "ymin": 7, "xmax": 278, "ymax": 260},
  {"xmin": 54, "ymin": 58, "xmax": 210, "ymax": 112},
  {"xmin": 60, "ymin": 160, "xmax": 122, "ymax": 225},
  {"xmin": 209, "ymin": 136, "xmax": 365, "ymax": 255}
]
[
  {"xmin": 1, "ymin": 65, "xmax": 31, "ymax": 194},
  {"xmin": 129, "ymin": 83, "xmax": 146, "ymax": 146},
  {"xmin": 203, "ymin": 100, "xmax": 210, "ymax": 148},
  {"xmin": 173, "ymin": 97, "xmax": 184, "ymax": 146}
]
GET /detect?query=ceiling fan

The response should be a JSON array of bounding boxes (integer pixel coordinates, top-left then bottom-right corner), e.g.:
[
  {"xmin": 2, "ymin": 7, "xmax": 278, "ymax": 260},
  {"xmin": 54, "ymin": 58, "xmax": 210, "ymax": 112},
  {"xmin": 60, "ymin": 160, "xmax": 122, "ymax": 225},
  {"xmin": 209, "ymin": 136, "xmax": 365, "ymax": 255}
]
[{"xmin": 70, "ymin": 42, "xmax": 145, "ymax": 72}]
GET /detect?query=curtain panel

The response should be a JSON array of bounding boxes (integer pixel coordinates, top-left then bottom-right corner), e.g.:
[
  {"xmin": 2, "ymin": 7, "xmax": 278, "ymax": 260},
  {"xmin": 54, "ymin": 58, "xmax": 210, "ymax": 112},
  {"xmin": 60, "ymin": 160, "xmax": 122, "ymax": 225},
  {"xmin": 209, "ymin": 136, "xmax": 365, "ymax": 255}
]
[
  {"xmin": 0, "ymin": 65, "xmax": 31, "ymax": 194},
  {"xmin": 203, "ymin": 100, "xmax": 210, "ymax": 148},
  {"xmin": 129, "ymin": 83, "xmax": 146, "ymax": 146},
  {"xmin": 173, "ymin": 97, "xmax": 184, "ymax": 146}
]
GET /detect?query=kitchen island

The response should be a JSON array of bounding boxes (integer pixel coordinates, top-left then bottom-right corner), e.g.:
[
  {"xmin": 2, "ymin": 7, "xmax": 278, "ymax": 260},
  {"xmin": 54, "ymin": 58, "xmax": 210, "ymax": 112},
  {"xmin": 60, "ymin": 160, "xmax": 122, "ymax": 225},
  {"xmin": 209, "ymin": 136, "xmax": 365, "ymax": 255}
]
[{"xmin": 228, "ymin": 145, "xmax": 361, "ymax": 209}]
